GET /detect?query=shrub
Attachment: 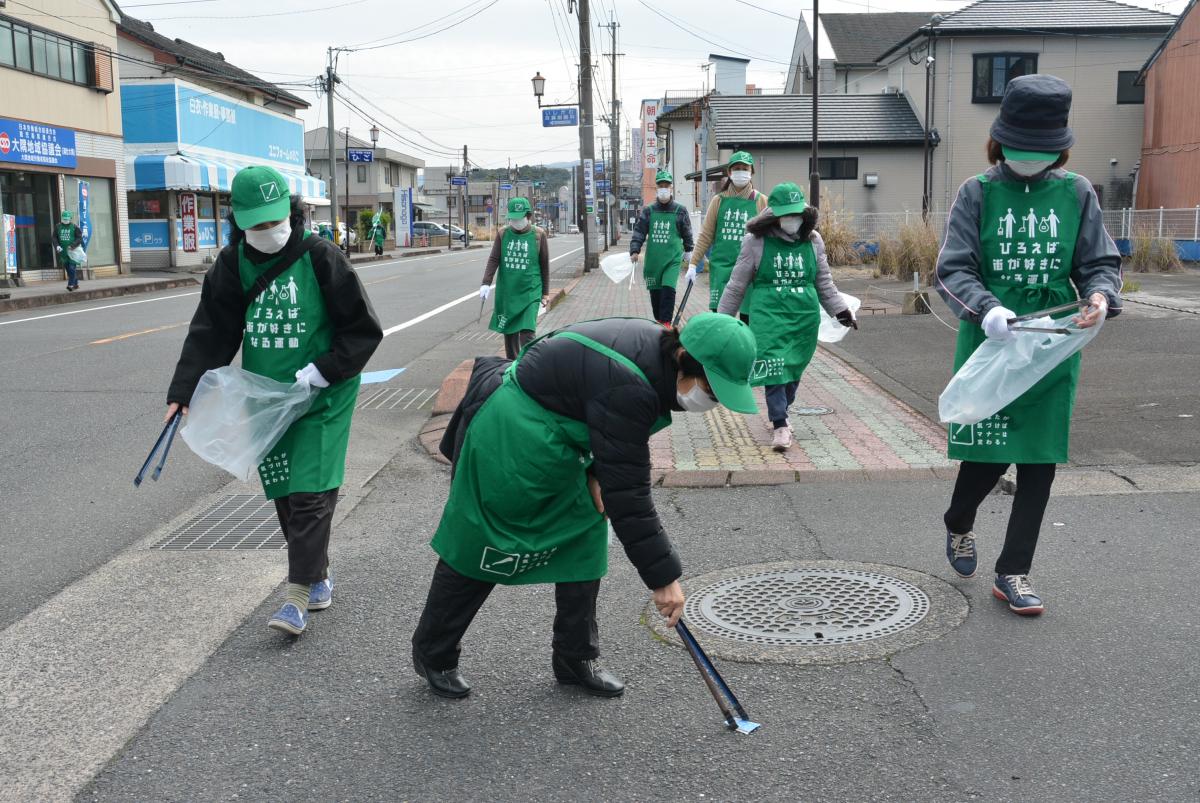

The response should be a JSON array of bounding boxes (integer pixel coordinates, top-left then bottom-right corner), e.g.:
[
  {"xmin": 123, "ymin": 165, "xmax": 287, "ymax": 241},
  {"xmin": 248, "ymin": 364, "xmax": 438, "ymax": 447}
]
[
  {"xmin": 875, "ymin": 222, "xmax": 939, "ymax": 284},
  {"xmin": 816, "ymin": 201, "xmax": 861, "ymax": 266},
  {"xmin": 1127, "ymin": 226, "xmax": 1182, "ymax": 273}
]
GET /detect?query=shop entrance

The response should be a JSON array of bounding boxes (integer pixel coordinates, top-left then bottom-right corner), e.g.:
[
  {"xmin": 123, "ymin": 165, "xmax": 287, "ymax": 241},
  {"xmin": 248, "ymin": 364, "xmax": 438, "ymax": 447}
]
[{"xmin": 0, "ymin": 170, "xmax": 58, "ymax": 271}]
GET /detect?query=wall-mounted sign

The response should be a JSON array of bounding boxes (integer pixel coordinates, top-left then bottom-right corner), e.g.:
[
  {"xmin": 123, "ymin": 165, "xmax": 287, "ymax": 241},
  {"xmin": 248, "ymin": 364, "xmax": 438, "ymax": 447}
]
[
  {"xmin": 179, "ymin": 192, "xmax": 198, "ymax": 252},
  {"xmin": 348, "ymin": 149, "xmax": 374, "ymax": 163},
  {"xmin": 0, "ymin": 118, "xmax": 78, "ymax": 169}
]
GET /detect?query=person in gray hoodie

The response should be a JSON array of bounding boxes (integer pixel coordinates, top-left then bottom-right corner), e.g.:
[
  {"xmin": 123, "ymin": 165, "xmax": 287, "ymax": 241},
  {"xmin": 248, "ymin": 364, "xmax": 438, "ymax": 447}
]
[{"xmin": 718, "ymin": 182, "xmax": 856, "ymax": 451}]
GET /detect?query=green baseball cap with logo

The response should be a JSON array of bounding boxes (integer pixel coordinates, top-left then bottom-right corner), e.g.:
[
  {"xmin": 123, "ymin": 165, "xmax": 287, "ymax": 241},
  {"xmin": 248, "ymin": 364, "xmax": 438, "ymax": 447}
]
[
  {"xmin": 60, "ymin": 210, "xmax": 73, "ymax": 223},
  {"xmin": 728, "ymin": 151, "xmax": 754, "ymax": 168},
  {"xmin": 507, "ymin": 196, "xmax": 532, "ymax": 220},
  {"xmin": 231, "ymin": 165, "xmax": 292, "ymax": 229},
  {"xmin": 655, "ymin": 170, "xmax": 673, "ymax": 185},
  {"xmin": 768, "ymin": 182, "xmax": 808, "ymax": 216},
  {"xmin": 679, "ymin": 312, "xmax": 759, "ymax": 415}
]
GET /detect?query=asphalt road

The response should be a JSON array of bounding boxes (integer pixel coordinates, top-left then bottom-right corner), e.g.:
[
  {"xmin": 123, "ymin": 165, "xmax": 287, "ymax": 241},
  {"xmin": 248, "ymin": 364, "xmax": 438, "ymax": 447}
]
[{"xmin": 0, "ymin": 236, "xmax": 584, "ymax": 631}]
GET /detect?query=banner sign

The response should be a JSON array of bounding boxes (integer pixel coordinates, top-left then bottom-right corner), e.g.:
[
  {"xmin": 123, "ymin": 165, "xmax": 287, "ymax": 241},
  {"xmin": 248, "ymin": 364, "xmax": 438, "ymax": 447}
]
[
  {"xmin": 394, "ymin": 186, "xmax": 413, "ymax": 247},
  {"xmin": 0, "ymin": 119, "xmax": 78, "ymax": 169},
  {"xmin": 348, "ymin": 149, "xmax": 374, "ymax": 163},
  {"xmin": 3, "ymin": 214, "xmax": 16, "ymax": 274},
  {"xmin": 542, "ymin": 108, "xmax": 578, "ymax": 127},
  {"xmin": 641, "ymin": 100, "xmax": 659, "ymax": 169},
  {"xmin": 179, "ymin": 192, "xmax": 198, "ymax": 252},
  {"xmin": 630, "ymin": 129, "xmax": 644, "ymax": 171},
  {"xmin": 78, "ymin": 180, "xmax": 91, "ymax": 250}
]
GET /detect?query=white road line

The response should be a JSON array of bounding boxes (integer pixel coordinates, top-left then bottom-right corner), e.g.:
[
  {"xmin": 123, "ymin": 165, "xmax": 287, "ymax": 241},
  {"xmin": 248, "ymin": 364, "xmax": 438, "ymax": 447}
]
[{"xmin": 0, "ymin": 291, "xmax": 200, "ymax": 327}]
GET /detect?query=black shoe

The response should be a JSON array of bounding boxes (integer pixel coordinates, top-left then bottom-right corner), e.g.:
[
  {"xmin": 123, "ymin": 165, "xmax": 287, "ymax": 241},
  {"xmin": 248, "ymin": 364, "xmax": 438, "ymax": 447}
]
[
  {"xmin": 66, "ymin": 285, "xmax": 76, "ymax": 292},
  {"xmin": 413, "ymin": 653, "xmax": 471, "ymax": 699},
  {"xmin": 552, "ymin": 654, "xmax": 625, "ymax": 697}
]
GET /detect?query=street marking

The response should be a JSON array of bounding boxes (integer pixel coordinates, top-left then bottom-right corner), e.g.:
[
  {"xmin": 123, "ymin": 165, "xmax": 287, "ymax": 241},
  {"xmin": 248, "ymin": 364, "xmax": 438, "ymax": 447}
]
[
  {"xmin": 0, "ymin": 292, "xmax": 200, "ymax": 327},
  {"xmin": 90, "ymin": 322, "xmax": 187, "ymax": 345}
]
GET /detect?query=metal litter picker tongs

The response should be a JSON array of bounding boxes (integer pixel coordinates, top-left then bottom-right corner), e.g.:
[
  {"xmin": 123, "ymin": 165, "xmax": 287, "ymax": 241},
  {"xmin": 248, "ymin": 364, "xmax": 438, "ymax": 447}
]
[
  {"xmin": 676, "ymin": 620, "xmax": 762, "ymax": 734},
  {"xmin": 672, "ymin": 276, "xmax": 696, "ymax": 327},
  {"xmin": 134, "ymin": 409, "xmax": 182, "ymax": 487},
  {"xmin": 1007, "ymin": 299, "xmax": 1090, "ymax": 335}
]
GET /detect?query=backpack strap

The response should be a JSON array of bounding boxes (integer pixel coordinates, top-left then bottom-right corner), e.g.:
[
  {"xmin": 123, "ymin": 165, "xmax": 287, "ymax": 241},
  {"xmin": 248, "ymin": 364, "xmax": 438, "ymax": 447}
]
[{"xmin": 242, "ymin": 234, "xmax": 323, "ymax": 310}]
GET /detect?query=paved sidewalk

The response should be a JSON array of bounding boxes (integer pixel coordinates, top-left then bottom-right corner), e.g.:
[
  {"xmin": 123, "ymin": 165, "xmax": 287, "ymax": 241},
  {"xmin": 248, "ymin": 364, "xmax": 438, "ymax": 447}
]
[{"xmin": 0, "ymin": 273, "xmax": 200, "ymax": 313}]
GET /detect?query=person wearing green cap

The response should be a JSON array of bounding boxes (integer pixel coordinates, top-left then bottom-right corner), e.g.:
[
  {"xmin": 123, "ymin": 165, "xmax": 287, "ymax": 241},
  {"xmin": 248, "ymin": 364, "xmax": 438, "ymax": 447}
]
[
  {"xmin": 165, "ymin": 165, "xmax": 383, "ymax": 637},
  {"xmin": 718, "ymin": 182, "xmax": 857, "ymax": 452},
  {"xmin": 411, "ymin": 313, "xmax": 757, "ymax": 699},
  {"xmin": 480, "ymin": 197, "xmax": 551, "ymax": 358},
  {"xmin": 55, "ymin": 210, "xmax": 84, "ymax": 291},
  {"xmin": 630, "ymin": 170, "xmax": 694, "ymax": 325},
  {"xmin": 370, "ymin": 213, "xmax": 386, "ymax": 256},
  {"xmin": 688, "ymin": 151, "xmax": 768, "ymax": 316}
]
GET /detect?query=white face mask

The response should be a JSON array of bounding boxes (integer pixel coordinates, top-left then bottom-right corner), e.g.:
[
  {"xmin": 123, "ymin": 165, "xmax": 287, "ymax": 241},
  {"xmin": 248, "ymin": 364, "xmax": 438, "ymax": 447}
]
[
  {"xmin": 244, "ymin": 218, "xmax": 291, "ymax": 254},
  {"xmin": 656, "ymin": 188, "xmax": 672, "ymax": 203},
  {"xmin": 779, "ymin": 215, "xmax": 803, "ymax": 235},
  {"xmin": 677, "ymin": 382, "xmax": 719, "ymax": 413},
  {"xmin": 511, "ymin": 217, "xmax": 530, "ymax": 232},
  {"xmin": 729, "ymin": 170, "xmax": 752, "ymax": 189},
  {"xmin": 1006, "ymin": 158, "xmax": 1056, "ymax": 177}
]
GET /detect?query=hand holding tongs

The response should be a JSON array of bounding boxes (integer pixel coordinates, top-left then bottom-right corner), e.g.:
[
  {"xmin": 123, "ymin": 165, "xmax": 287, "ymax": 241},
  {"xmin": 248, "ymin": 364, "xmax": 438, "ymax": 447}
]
[
  {"xmin": 1007, "ymin": 299, "xmax": 1089, "ymax": 335},
  {"xmin": 134, "ymin": 410, "xmax": 182, "ymax": 487}
]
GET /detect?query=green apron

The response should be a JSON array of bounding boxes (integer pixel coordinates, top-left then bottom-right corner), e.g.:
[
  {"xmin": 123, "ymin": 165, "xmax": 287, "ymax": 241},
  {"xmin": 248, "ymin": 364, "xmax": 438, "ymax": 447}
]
[
  {"xmin": 238, "ymin": 232, "xmax": 361, "ymax": 499},
  {"xmin": 643, "ymin": 206, "xmax": 682, "ymax": 291},
  {"xmin": 372, "ymin": 226, "xmax": 385, "ymax": 247},
  {"xmin": 948, "ymin": 173, "xmax": 1082, "ymax": 464},
  {"xmin": 489, "ymin": 227, "xmax": 541, "ymax": 335},
  {"xmin": 707, "ymin": 193, "xmax": 757, "ymax": 313},
  {"xmin": 56, "ymin": 224, "xmax": 77, "ymax": 266},
  {"xmin": 747, "ymin": 235, "xmax": 820, "ymax": 386},
  {"xmin": 430, "ymin": 331, "xmax": 671, "ymax": 585}
]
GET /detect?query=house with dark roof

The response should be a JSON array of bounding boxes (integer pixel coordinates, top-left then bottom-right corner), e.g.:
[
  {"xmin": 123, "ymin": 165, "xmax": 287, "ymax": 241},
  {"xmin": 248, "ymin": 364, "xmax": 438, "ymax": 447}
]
[
  {"xmin": 116, "ymin": 14, "xmax": 325, "ymax": 270},
  {"xmin": 786, "ymin": 11, "xmax": 935, "ymax": 95},
  {"xmin": 1134, "ymin": 0, "xmax": 1200, "ymax": 213},
  {"xmin": 877, "ymin": 0, "xmax": 1176, "ymax": 215}
]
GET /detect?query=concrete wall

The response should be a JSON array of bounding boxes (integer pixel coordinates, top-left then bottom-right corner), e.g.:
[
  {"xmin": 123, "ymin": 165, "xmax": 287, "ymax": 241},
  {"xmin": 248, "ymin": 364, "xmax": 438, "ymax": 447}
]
[{"xmin": 738, "ymin": 145, "xmax": 925, "ymax": 215}]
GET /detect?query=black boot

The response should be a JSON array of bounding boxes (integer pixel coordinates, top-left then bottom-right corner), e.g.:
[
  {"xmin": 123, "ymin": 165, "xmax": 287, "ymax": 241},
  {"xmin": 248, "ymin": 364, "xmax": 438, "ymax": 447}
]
[
  {"xmin": 413, "ymin": 650, "xmax": 471, "ymax": 699},
  {"xmin": 552, "ymin": 653, "xmax": 625, "ymax": 697}
]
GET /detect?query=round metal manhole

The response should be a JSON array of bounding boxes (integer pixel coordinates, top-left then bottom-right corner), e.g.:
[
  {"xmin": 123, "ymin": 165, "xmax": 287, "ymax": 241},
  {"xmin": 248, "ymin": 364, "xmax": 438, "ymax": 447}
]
[
  {"xmin": 789, "ymin": 405, "xmax": 833, "ymax": 416},
  {"xmin": 685, "ymin": 568, "xmax": 929, "ymax": 646}
]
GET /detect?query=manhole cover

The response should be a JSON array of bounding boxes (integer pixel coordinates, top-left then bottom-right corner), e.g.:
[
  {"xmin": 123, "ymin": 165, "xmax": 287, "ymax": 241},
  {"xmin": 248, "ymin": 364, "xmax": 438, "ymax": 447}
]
[
  {"xmin": 154, "ymin": 494, "xmax": 284, "ymax": 550},
  {"xmin": 789, "ymin": 405, "xmax": 832, "ymax": 416},
  {"xmin": 685, "ymin": 568, "xmax": 928, "ymax": 646}
]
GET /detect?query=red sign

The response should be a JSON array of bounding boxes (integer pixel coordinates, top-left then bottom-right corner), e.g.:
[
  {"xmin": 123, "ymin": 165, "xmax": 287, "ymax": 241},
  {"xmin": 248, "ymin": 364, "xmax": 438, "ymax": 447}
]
[
  {"xmin": 0, "ymin": 132, "xmax": 10, "ymax": 154},
  {"xmin": 180, "ymin": 192, "xmax": 197, "ymax": 253}
]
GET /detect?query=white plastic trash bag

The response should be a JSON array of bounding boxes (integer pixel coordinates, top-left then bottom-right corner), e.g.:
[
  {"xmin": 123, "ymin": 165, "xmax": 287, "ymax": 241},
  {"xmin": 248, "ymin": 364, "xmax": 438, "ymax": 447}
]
[
  {"xmin": 181, "ymin": 366, "xmax": 318, "ymax": 481},
  {"xmin": 818, "ymin": 293, "xmax": 861, "ymax": 344},
  {"xmin": 67, "ymin": 246, "xmax": 87, "ymax": 265},
  {"xmin": 938, "ymin": 314, "xmax": 1104, "ymax": 425},
  {"xmin": 600, "ymin": 252, "xmax": 634, "ymax": 284}
]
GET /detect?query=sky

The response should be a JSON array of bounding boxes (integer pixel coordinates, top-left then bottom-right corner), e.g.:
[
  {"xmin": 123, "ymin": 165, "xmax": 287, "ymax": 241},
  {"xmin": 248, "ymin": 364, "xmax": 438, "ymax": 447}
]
[{"xmin": 101, "ymin": 0, "xmax": 1194, "ymax": 171}]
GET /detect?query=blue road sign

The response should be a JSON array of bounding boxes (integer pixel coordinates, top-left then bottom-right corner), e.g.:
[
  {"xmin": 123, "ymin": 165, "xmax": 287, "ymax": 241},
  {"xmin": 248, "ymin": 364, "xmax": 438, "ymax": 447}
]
[
  {"xmin": 348, "ymin": 149, "xmax": 374, "ymax": 162},
  {"xmin": 542, "ymin": 108, "xmax": 579, "ymax": 128},
  {"xmin": 595, "ymin": 161, "xmax": 604, "ymax": 174},
  {"xmin": 596, "ymin": 180, "xmax": 610, "ymax": 190},
  {"xmin": 450, "ymin": 176, "xmax": 468, "ymax": 186},
  {"xmin": 499, "ymin": 182, "xmax": 513, "ymax": 190}
]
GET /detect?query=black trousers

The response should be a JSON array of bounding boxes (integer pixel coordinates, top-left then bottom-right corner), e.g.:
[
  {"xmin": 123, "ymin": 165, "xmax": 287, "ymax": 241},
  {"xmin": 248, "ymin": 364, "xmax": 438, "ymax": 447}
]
[
  {"xmin": 274, "ymin": 489, "xmax": 338, "ymax": 584},
  {"xmin": 648, "ymin": 287, "xmax": 677, "ymax": 324},
  {"xmin": 503, "ymin": 329, "xmax": 535, "ymax": 360},
  {"xmin": 944, "ymin": 461, "xmax": 1056, "ymax": 575},
  {"xmin": 412, "ymin": 559, "xmax": 601, "ymax": 671}
]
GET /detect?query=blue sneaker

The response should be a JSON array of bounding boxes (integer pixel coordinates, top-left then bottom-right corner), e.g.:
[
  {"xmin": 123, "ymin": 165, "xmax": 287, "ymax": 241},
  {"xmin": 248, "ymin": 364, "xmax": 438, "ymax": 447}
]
[
  {"xmin": 308, "ymin": 574, "xmax": 333, "ymax": 611},
  {"xmin": 993, "ymin": 574, "xmax": 1045, "ymax": 616},
  {"xmin": 945, "ymin": 530, "xmax": 977, "ymax": 578},
  {"xmin": 268, "ymin": 602, "xmax": 308, "ymax": 635}
]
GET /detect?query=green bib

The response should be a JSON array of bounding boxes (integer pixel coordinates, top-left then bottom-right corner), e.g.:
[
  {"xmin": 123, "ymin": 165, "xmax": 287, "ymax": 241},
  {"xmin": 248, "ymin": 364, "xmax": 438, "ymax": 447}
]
[
  {"xmin": 56, "ymin": 224, "xmax": 77, "ymax": 264},
  {"xmin": 430, "ymin": 329, "xmax": 670, "ymax": 585},
  {"xmin": 949, "ymin": 173, "xmax": 1082, "ymax": 464},
  {"xmin": 747, "ymin": 235, "xmax": 820, "ymax": 386},
  {"xmin": 490, "ymin": 227, "xmax": 541, "ymax": 334},
  {"xmin": 238, "ymin": 232, "xmax": 360, "ymax": 499},
  {"xmin": 644, "ymin": 206, "xmax": 683, "ymax": 291},
  {"xmin": 707, "ymin": 193, "xmax": 757, "ymax": 312}
]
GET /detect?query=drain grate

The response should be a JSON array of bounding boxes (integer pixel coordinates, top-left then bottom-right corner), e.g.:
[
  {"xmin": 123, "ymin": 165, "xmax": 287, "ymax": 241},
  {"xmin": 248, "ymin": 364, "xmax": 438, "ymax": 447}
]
[
  {"xmin": 453, "ymin": 331, "xmax": 502, "ymax": 343},
  {"xmin": 356, "ymin": 387, "xmax": 438, "ymax": 411},
  {"xmin": 154, "ymin": 495, "xmax": 283, "ymax": 550},
  {"xmin": 685, "ymin": 568, "xmax": 929, "ymax": 646}
]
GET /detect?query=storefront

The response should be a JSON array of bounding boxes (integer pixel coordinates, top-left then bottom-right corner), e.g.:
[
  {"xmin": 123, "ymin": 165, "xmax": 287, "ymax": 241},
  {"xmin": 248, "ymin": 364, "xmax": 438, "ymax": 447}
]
[
  {"xmin": 0, "ymin": 117, "xmax": 123, "ymax": 282},
  {"xmin": 121, "ymin": 79, "xmax": 325, "ymax": 270}
]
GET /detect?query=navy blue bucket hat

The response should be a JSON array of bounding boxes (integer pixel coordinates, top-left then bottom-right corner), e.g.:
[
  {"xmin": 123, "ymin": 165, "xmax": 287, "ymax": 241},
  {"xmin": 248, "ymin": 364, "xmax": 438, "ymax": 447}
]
[{"xmin": 989, "ymin": 74, "xmax": 1075, "ymax": 152}]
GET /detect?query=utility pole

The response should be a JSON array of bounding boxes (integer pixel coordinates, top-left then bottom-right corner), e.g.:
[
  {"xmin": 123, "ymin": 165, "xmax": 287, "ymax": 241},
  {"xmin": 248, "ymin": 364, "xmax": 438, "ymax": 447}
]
[
  {"xmin": 601, "ymin": 13, "xmax": 622, "ymax": 246},
  {"xmin": 599, "ymin": 139, "xmax": 609, "ymax": 252},
  {"xmin": 343, "ymin": 126, "xmax": 350, "ymax": 253},
  {"xmin": 324, "ymin": 48, "xmax": 340, "ymax": 241},
  {"xmin": 809, "ymin": 0, "xmax": 821, "ymax": 208},
  {"xmin": 461, "ymin": 144, "xmax": 469, "ymax": 250},
  {"xmin": 578, "ymin": 0, "xmax": 597, "ymax": 272}
]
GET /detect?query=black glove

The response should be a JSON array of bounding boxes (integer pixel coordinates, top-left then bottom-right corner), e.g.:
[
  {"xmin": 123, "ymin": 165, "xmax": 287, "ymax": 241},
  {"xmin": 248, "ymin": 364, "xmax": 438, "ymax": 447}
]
[{"xmin": 835, "ymin": 309, "xmax": 858, "ymax": 330}]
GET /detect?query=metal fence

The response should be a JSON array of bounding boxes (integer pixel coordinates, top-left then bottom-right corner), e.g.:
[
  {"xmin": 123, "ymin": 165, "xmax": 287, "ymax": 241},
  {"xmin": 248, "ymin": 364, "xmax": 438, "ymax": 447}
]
[{"xmin": 821, "ymin": 210, "xmax": 947, "ymax": 242}]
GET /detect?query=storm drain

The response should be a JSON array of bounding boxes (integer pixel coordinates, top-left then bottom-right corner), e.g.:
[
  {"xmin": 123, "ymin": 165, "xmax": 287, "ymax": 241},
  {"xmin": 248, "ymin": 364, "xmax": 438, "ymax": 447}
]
[
  {"xmin": 453, "ymin": 331, "xmax": 502, "ymax": 343},
  {"xmin": 154, "ymin": 495, "xmax": 283, "ymax": 550},
  {"xmin": 356, "ymin": 387, "xmax": 437, "ymax": 411}
]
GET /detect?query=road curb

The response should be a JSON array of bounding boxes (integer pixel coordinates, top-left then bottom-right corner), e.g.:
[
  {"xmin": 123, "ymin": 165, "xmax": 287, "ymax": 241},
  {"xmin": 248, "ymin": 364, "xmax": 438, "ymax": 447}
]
[{"xmin": 0, "ymin": 277, "xmax": 200, "ymax": 313}]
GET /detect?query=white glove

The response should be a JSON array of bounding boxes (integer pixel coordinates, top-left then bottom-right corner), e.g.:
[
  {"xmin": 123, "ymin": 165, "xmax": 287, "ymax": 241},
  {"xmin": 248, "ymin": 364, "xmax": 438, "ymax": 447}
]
[
  {"xmin": 685, "ymin": 266, "xmax": 698, "ymax": 285},
  {"xmin": 479, "ymin": 284, "xmax": 491, "ymax": 301},
  {"xmin": 295, "ymin": 362, "xmax": 330, "ymax": 388},
  {"xmin": 683, "ymin": 251, "xmax": 693, "ymax": 266},
  {"xmin": 982, "ymin": 305, "xmax": 1017, "ymax": 342}
]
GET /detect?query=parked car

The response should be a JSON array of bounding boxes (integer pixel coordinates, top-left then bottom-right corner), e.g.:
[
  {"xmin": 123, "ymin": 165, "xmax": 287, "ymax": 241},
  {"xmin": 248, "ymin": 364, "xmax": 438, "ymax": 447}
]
[
  {"xmin": 567, "ymin": 224, "xmax": 579, "ymax": 235},
  {"xmin": 413, "ymin": 221, "xmax": 467, "ymax": 243},
  {"xmin": 448, "ymin": 224, "xmax": 469, "ymax": 243}
]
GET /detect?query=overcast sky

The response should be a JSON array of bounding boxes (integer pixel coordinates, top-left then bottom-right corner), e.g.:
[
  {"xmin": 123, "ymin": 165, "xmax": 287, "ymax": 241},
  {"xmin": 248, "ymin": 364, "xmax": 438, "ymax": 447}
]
[{"xmin": 113, "ymin": 0, "xmax": 1190, "ymax": 171}]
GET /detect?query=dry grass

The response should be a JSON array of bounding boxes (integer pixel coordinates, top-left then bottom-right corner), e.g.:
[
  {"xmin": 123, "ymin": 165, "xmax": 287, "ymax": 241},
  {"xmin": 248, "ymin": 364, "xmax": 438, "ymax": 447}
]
[
  {"xmin": 1127, "ymin": 226, "xmax": 1182, "ymax": 273},
  {"xmin": 876, "ymin": 221, "xmax": 940, "ymax": 284},
  {"xmin": 1121, "ymin": 278, "xmax": 1142, "ymax": 293},
  {"xmin": 816, "ymin": 201, "xmax": 861, "ymax": 266}
]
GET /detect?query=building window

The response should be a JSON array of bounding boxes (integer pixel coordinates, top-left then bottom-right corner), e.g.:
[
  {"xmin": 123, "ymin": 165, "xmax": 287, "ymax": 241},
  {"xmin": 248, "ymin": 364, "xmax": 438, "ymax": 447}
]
[
  {"xmin": 0, "ymin": 15, "xmax": 92, "ymax": 85},
  {"xmin": 808, "ymin": 157, "xmax": 858, "ymax": 181},
  {"xmin": 1117, "ymin": 71, "xmax": 1145, "ymax": 104},
  {"xmin": 128, "ymin": 191, "xmax": 170, "ymax": 219},
  {"xmin": 972, "ymin": 53, "xmax": 1037, "ymax": 103},
  {"xmin": 356, "ymin": 165, "xmax": 367, "ymax": 183}
]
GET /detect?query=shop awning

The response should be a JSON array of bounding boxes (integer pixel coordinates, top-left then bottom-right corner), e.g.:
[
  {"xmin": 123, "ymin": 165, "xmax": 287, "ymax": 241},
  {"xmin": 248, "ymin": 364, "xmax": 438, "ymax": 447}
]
[{"xmin": 127, "ymin": 154, "xmax": 326, "ymax": 201}]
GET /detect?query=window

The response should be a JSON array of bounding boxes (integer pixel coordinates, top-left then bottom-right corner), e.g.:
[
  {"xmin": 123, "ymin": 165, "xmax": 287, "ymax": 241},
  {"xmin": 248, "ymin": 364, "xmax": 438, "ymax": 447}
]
[
  {"xmin": 808, "ymin": 157, "xmax": 858, "ymax": 181},
  {"xmin": 972, "ymin": 53, "xmax": 1037, "ymax": 103},
  {"xmin": 1117, "ymin": 71, "xmax": 1145, "ymax": 104},
  {"xmin": 0, "ymin": 21, "xmax": 12, "ymax": 66},
  {"xmin": 356, "ymin": 165, "xmax": 367, "ymax": 182},
  {"xmin": 0, "ymin": 15, "xmax": 92, "ymax": 85},
  {"xmin": 128, "ymin": 191, "xmax": 170, "ymax": 219},
  {"xmin": 196, "ymin": 194, "xmax": 215, "ymax": 219}
]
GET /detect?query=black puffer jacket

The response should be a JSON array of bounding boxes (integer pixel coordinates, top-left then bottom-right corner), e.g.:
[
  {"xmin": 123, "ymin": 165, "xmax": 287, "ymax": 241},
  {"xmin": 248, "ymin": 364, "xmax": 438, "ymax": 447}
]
[{"xmin": 516, "ymin": 317, "xmax": 682, "ymax": 590}]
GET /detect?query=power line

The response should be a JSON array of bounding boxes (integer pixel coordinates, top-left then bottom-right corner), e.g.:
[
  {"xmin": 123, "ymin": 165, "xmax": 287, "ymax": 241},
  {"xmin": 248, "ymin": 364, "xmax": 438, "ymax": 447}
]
[
  {"xmin": 634, "ymin": 0, "xmax": 793, "ymax": 66},
  {"xmin": 345, "ymin": 0, "xmax": 503, "ymax": 52},
  {"xmin": 141, "ymin": 0, "xmax": 371, "ymax": 20}
]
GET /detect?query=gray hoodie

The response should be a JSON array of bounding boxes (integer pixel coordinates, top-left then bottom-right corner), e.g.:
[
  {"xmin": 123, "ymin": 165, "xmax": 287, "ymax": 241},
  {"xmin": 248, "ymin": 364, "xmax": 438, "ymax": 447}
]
[{"xmin": 717, "ymin": 208, "xmax": 849, "ymax": 317}]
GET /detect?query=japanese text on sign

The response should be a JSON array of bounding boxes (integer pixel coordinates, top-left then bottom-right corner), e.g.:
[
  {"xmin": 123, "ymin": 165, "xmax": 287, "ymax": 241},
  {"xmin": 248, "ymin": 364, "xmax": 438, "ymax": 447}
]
[{"xmin": 180, "ymin": 192, "xmax": 198, "ymax": 253}]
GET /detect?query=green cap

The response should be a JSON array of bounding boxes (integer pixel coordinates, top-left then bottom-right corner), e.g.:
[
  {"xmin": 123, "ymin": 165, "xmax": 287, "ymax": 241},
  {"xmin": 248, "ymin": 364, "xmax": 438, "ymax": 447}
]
[
  {"xmin": 679, "ymin": 312, "xmax": 759, "ymax": 415},
  {"xmin": 231, "ymin": 165, "xmax": 291, "ymax": 229},
  {"xmin": 728, "ymin": 151, "xmax": 754, "ymax": 168},
  {"xmin": 506, "ymin": 196, "xmax": 532, "ymax": 220},
  {"xmin": 1001, "ymin": 146, "xmax": 1061, "ymax": 162},
  {"xmin": 60, "ymin": 210, "xmax": 72, "ymax": 222},
  {"xmin": 655, "ymin": 170, "xmax": 673, "ymax": 185},
  {"xmin": 768, "ymin": 182, "xmax": 807, "ymax": 216}
]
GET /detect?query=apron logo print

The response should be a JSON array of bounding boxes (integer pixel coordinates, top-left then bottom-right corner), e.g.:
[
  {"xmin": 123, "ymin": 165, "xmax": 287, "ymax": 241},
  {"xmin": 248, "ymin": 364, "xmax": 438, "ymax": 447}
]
[
  {"xmin": 259, "ymin": 182, "xmax": 281, "ymax": 202},
  {"xmin": 480, "ymin": 546, "xmax": 520, "ymax": 577},
  {"xmin": 949, "ymin": 423, "xmax": 976, "ymax": 447},
  {"xmin": 750, "ymin": 360, "xmax": 768, "ymax": 381}
]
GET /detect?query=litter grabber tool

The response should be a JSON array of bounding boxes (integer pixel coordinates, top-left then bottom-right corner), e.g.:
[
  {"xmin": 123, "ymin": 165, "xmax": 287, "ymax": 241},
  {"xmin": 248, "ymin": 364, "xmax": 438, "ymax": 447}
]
[
  {"xmin": 477, "ymin": 296, "xmax": 486, "ymax": 323},
  {"xmin": 134, "ymin": 410, "xmax": 182, "ymax": 487},
  {"xmin": 672, "ymin": 278, "xmax": 696, "ymax": 328},
  {"xmin": 1006, "ymin": 299, "xmax": 1088, "ymax": 325},
  {"xmin": 675, "ymin": 619, "xmax": 761, "ymax": 734}
]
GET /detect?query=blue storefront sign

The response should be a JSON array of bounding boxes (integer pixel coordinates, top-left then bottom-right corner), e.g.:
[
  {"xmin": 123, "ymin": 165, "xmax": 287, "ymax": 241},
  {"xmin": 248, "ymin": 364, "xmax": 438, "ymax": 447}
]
[
  {"xmin": 175, "ymin": 219, "xmax": 219, "ymax": 250},
  {"xmin": 542, "ymin": 108, "xmax": 579, "ymax": 128},
  {"xmin": 130, "ymin": 221, "xmax": 170, "ymax": 250},
  {"xmin": 348, "ymin": 149, "xmax": 374, "ymax": 163},
  {"xmin": 0, "ymin": 118, "xmax": 78, "ymax": 169},
  {"xmin": 78, "ymin": 180, "xmax": 91, "ymax": 250}
]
